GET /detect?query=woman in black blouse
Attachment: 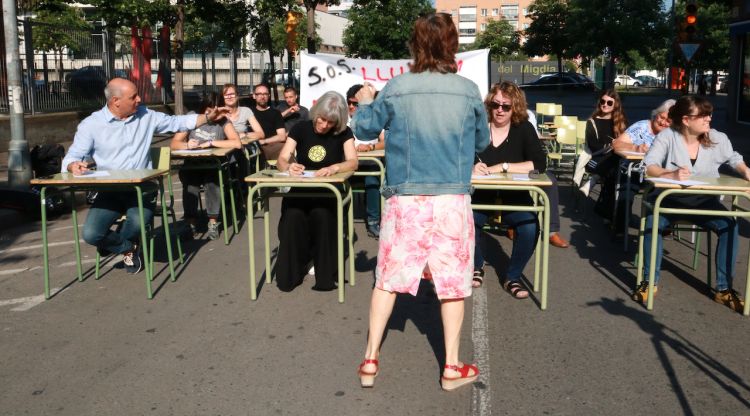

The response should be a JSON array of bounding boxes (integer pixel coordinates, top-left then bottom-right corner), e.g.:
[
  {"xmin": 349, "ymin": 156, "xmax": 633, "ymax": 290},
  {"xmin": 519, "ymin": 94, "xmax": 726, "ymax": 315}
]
[
  {"xmin": 275, "ymin": 91, "xmax": 359, "ymax": 292},
  {"xmin": 472, "ymin": 82, "xmax": 546, "ymax": 298}
]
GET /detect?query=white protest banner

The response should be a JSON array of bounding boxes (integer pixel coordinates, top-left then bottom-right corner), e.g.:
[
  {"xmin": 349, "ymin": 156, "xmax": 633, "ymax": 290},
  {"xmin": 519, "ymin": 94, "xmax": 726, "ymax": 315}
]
[{"xmin": 299, "ymin": 49, "xmax": 490, "ymax": 109}]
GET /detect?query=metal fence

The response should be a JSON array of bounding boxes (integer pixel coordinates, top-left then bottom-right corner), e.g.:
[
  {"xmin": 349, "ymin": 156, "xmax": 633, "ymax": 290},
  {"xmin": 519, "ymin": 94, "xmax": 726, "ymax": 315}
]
[{"xmin": 1, "ymin": 18, "xmax": 292, "ymax": 115}]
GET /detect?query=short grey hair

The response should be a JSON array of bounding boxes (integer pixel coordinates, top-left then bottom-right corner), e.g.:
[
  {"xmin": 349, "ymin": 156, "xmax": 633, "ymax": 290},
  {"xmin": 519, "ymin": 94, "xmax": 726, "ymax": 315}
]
[
  {"xmin": 104, "ymin": 81, "xmax": 124, "ymax": 101},
  {"xmin": 309, "ymin": 91, "xmax": 349, "ymax": 134},
  {"xmin": 651, "ymin": 99, "xmax": 676, "ymax": 120}
]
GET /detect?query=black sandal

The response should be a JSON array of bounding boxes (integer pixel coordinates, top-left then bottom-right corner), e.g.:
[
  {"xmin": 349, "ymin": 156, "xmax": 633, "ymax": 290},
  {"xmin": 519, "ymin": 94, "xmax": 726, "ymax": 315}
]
[
  {"xmin": 472, "ymin": 268, "xmax": 484, "ymax": 288},
  {"xmin": 504, "ymin": 281, "xmax": 529, "ymax": 299}
]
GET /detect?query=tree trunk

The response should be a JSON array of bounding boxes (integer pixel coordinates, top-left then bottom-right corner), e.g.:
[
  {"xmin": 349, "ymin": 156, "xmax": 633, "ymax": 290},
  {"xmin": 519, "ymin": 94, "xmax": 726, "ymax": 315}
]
[
  {"xmin": 306, "ymin": 6, "xmax": 316, "ymax": 54},
  {"xmin": 174, "ymin": 0, "xmax": 185, "ymax": 114},
  {"xmin": 556, "ymin": 53, "xmax": 563, "ymax": 93}
]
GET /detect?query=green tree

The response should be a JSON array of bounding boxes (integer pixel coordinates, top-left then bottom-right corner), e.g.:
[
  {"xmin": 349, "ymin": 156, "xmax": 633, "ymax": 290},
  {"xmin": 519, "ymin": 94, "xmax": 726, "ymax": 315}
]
[
  {"xmin": 30, "ymin": 1, "xmax": 92, "ymax": 84},
  {"xmin": 343, "ymin": 0, "xmax": 433, "ymax": 59},
  {"xmin": 300, "ymin": 0, "xmax": 340, "ymax": 54},
  {"xmin": 567, "ymin": 0, "xmax": 669, "ymax": 87},
  {"xmin": 523, "ymin": 0, "xmax": 571, "ymax": 80},
  {"xmin": 471, "ymin": 19, "xmax": 520, "ymax": 61},
  {"xmin": 675, "ymin": 0, "xmax": 730, "ymax": 94}
]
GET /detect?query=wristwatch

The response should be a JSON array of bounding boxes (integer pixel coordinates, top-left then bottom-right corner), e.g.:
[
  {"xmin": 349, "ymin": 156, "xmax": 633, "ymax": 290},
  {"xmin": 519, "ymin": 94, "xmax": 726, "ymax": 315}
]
[{"xmin": 502, "ymin": 162, "xmax": 509, "ymax": 173}]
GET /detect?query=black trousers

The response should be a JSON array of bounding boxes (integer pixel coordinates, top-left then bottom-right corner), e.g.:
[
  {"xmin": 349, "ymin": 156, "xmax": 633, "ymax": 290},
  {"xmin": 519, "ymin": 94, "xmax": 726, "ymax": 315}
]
[{"xmin": 276, "ymin": 195, "xmax": 338, "ymax": 292}]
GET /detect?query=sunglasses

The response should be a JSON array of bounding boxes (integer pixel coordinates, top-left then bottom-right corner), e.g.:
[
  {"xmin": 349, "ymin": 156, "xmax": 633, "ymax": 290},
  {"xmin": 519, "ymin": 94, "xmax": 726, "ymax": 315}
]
[
  {"xmin": 686, "ymin": 112, "xmax": 712, "ymax": 119},
  {"xmin": 347, "ymin": 100, "xmax": 359, "ymax": 107},
  {"xmin": 488, "ymin": 102, "xmax": 512, "ymax": 112},
  {"xmin": 599, "ymin": 99, "xmax": 615, "ymax": 107}
]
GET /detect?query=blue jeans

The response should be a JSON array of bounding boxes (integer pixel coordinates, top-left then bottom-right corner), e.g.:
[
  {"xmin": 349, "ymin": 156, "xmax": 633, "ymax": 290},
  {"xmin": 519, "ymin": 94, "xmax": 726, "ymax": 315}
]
[
  {"xmin": 643, "ymin": 203, "xmax": 738, "ymax": 291},
  {"xmin": 82, "ymin": 190, "xmax": 156, "ymax": 255},
  {"xmin": 365, "ymin": 175, "xmax": 380, "ymax": 226},
  {"xmin": 474, "ymin": 210, "xmax": 539, "ymax": 282}
]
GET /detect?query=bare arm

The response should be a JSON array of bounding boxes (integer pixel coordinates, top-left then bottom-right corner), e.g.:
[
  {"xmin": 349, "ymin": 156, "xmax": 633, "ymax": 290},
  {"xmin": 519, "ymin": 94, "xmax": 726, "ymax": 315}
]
[
  {"xmin": 169, "ymin": 131, "xmax": 200, "ymax": 151},
  {"xmin": 243, "ymin": 116, "xmax": 265, "ymax": 141},
  {"xmin": 276, "ymin": 138, "xmax": 302, "ymax": 175},
  {"xmin": 205, "ymin": 123, "xmax": 241, "ymax": 149},
  {"xmin": 316, "ymin": 138, "xmax": 359, "ymax": 177},
  {"xmin": 258, "ymin": 128, "xmax": 286, "ymax": 146},
  {"xmin": 612, "ymin": 132, "xmax": 637, "ymax": 153}
]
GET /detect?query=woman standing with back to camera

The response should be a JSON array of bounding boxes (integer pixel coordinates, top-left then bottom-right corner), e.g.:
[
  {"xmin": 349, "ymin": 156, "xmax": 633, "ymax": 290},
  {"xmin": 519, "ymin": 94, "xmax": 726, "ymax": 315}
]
[{"xmin": 351, "ymin": 13, "xmax": 489, "ymax": 391}]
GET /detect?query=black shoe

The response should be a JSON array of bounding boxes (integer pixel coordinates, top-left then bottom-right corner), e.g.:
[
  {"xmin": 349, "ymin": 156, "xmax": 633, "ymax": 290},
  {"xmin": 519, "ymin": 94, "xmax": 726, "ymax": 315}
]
[
  {"xmin": 123, "ymin": 246, "xmax": 143, "ymax": 274},
  {"xmin": 366, "ymin": 223, "xmax": 380, "ymax": 239}
]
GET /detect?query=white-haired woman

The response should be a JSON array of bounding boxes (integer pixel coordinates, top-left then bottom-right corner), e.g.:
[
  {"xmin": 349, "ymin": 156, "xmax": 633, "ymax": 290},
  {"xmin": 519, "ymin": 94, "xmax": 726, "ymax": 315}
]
[
  {"xmin": 613, "ymin": 99, "xmax": 676, "ymax": 153},
  {"xmin": 275, "ymin": 91, "xmax": 359, "ymax": 292}
]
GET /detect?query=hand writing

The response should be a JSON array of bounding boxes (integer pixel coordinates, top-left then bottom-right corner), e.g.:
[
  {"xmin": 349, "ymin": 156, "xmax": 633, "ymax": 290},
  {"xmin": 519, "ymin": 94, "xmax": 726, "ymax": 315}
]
[
  {"xmin": 187, "ymin": 139, "xmax": 200, "ymax": 149},
  {"xmin": 672, "ymin": 166, "xmax": 691, "ymax": 181},
  {"xmin": 473, "ymin": 162, "xmax": 490, "ymax": 176},
  {"xmin": 288, "ymin": 163, "xmax": 305, "ymax": 176},
  {"xmin": 68, "ymin": 161, "xmax": 89, "ymax": 176}
]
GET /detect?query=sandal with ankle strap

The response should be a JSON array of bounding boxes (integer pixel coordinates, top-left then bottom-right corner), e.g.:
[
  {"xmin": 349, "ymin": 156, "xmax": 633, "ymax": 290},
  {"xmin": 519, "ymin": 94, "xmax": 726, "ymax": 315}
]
[
  {"xmin": 441, "ymin": 363, "xmax": 479, "ymax": 391},
  {"xmin": 504, "ymin": 280, "xmax": 529, "ymax": 299},
  {"xmin": 472, "ymin": 268, "xmax": 484, "ymax": 288},
  {"xmin": 358, "ymin": 359, "xmax": 379, "ymax": 388}
]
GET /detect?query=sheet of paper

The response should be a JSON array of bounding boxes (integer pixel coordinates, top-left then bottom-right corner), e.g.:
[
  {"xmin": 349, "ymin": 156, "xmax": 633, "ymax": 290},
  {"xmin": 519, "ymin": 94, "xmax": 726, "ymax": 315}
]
[
  {"xmin": 73, "ymin": 170, "xmax": 111, "ymax": 178},
  {"xmin": 273, "ymin": 171, "xmax": 316, "ymax": 178},
  {"xmin": 472, "ymin": 174, "xmax": 501, "ymax": 179},
  {"xmin": 512, "ymin": 174, "xmax": 531, "ymax": 181},
  {"xmin": 172, "ymin": 149, "xmax": 213, "ymax": 155},
  {"xmin": 621, "ymin": 151, "xmax": 646, "ymax": 156},
  {"xmin": 648, "ymin": 177, "xmax": 708, "ymax": 186}
]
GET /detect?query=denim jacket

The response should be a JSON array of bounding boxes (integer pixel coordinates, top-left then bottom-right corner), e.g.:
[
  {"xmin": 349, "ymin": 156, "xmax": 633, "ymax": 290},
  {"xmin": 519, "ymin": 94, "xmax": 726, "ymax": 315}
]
[{"xmin": 351, "ymin": 71, "xmax": 489, "ymax": 197}]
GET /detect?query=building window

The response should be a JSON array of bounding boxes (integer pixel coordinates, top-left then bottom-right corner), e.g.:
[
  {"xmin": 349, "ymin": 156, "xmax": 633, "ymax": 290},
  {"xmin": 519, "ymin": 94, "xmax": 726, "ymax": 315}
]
[
  {"xmin": 481, "ymin": 8, "xmax": 487, "ymax": 17},
  {"xmin": 459, "ymin": 28, "xmax": 477, "ymax": 36},
  {"xmin": 501, "ymin": 5, "xmax": 519, "ymax": 21},
  {"xmin": 481, "ymin": 23, "xmax": 487, "ymax": 31},
  {"xmin": 492, "ymin": 8, "xmax": 499, "ymax": 16},
  {"xmin": 459, "ymin": 6, "xmax": 476, "ymax": 22}
]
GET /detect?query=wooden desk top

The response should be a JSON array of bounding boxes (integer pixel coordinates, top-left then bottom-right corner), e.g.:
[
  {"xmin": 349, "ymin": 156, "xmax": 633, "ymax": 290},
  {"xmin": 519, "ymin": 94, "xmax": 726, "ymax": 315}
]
[
  {"xmin": 241, "ymin": 137, "xmax": 260, "ymax": 146},
  {"xmin": 357, "ymin": 150, "xmax": 385, "ymax": 158},
  {"xmin": 646, "ymin": 175, "xmax": 750, "ymax": 191},
  {"xmin": 539, "ymin": 133, "xmax": 557, "ymax": 141},
  {"xmin": 31, "ymin": 169, "xmax": 168, "ymax": 185},
  {"xmin": 171, "ymin": 147, "xmax": 235, "ymax": 158},
  {"xmin": 615, "ymin": 150, "xmax": 646, "ymax": 160},
  {"xmin": 245, "ymin": 170, "xmax": 354, "ymax": 184},
  {"xmin": 471, "ymin": 172, "xmax": 553, "ymax": 186}
]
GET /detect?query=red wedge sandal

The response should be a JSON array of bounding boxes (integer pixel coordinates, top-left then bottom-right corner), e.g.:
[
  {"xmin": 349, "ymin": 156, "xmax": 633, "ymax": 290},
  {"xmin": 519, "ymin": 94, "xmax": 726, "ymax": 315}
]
[
  {"xmin": 358, "ymin": 359, "xmax": 379, "ymax": 388},
  {"xmin": 441, "ymin": 363, "xmax": 479, "ymax": 391}
]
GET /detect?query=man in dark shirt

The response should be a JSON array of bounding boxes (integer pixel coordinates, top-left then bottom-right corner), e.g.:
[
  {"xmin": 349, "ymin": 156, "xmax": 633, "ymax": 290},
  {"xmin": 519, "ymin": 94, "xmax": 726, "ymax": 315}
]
[
  {"xmin": 276, "ymin": 86, "xmax": 309, "ymax": 132},
  {"xmin": 251, "ymin": 83, "xmax": 286, "ymax": 160}
]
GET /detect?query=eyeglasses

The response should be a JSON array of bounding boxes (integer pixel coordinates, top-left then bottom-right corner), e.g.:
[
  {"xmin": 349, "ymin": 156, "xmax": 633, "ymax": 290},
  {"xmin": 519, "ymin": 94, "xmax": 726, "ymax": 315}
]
[
  {"xmin": 254, "ymin": 92, "xmax": 269, "ymax": 96},
  {"xmin": 488, "ymin": 101, "xmax": 512, "ymax": 112},
  {"xmin": 223, "ymin": 93, "xmax": 236, "ymax": 98},
  {"xmin": 686, "ymin": 113, "xmax": 712, "ymax": 119},
  {"xmin": 599, "ymin": 99, "xmax": 615, "ymax": 107},
  {"xmin": 347, "ymin": 100, "xmax": 358, "ymax": 107}
]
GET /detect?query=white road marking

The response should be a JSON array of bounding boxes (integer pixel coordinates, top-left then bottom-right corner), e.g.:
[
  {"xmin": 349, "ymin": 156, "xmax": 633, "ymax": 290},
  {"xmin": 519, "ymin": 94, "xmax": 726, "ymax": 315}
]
[
  {"xmin": 0, "ymin": 289, "xmax": 59, "ymax": 311},
  {"xmin": 471, "ymin": 287, "xmax": 491, "ymax": 416},
  {"xmin": 0, "ymin": 240, "xmax": 84, "ymax": 254},
  {"xmin": 0, "ymin": 267, "xmax": 29, "ymax": 276}
]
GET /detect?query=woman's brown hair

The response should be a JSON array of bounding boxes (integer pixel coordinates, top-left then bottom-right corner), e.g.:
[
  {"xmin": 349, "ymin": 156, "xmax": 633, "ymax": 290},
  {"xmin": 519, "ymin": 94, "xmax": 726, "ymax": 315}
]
[
  {"xmin": 591, "ymin": 88, "xmax": 627, "ymax": 137},
  {"xmin": 409, "ymin": 13, "xmax": 458, "ymax": 74},
  {"xmin": 484, "ymin": 82, "xmax": 529, "ymax": 125},
  {"xmin": 668, "ymin": 95, "xmax": 714, "ymax": 147}
]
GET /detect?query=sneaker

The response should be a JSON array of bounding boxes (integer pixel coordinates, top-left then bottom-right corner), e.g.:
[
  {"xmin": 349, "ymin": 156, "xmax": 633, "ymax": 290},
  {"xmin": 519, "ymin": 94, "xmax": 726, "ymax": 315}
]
[
  {"xmin": 308, "ymin": 265, "xmax": 315, "ymax": 276},
  {"xmin": 366, "ymin": 223, "xmax": 380, "ymax": 239},
  {"xmin": 713, "ymin": 289, "xmax": 745, "ymax": 313},
  {"xmin": 631, "ymin": 281, "xmax": 657, "ymax": 303},
  {"xmin": 206, "ymin": 221, "xmax": 219, "ymax": 240},
  {"xmin": 123, "ymin": 246, "xmax": 143, "ymax": 274}
]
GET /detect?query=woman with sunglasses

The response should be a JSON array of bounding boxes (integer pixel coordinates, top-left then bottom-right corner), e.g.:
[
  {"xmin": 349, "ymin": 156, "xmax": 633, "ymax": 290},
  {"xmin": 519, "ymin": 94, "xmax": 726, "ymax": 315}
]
[
  {"xmin": 472, "ymin": 81, "xmax": 547, "ymax": 298},
  {"xmin": 636, "ymin": 95, "xmax": 750, "ymax": 313},
  {"xmin": 575, "ymin": 90, "xmax": 626, "ymax": 193}
]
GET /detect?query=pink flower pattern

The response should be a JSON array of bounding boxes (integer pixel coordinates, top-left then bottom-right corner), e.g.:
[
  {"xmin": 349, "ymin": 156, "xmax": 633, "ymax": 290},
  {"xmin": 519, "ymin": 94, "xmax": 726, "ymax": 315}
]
[{"xmin": 375, "ymin": 195, "xmax": 474, "ymax": 299}]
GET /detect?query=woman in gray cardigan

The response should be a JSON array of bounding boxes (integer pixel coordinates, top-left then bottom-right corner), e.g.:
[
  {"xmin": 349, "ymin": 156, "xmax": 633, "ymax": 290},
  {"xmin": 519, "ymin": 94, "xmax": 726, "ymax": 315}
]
[{"xmin": 636, "ymin": 95, "xmax": 750, "ymax": 313}]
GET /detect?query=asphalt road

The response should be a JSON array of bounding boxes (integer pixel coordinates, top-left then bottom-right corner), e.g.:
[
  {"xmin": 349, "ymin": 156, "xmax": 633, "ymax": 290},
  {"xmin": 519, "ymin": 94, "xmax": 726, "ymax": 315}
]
[{"xmin": 1, "ymin": 173, "xmax": 750, "ymax": 415}]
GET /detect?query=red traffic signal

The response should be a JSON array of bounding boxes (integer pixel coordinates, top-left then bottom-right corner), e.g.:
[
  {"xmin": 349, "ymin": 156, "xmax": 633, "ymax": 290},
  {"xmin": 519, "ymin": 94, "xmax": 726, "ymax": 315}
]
[{"xmin": 685, "ymin": 2, "xmax": 697, "ymax": 36}]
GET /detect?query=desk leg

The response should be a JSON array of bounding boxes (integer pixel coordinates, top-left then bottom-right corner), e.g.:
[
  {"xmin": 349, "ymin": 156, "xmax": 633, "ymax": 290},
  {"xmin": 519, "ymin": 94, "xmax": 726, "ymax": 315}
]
[
  {"xmin": 336, "ymin": 189, "xmax": 344, "ymax": 303},
  {"xmin": 533, "ymin": 196, "xmax": 541, "ymax": 292},
  {"xmin": 70, "ymin": 189, "xmax": 83, "ymax": 282},
  {"xmin": 347, "ymin": 186, "xmax": 355, "ymax": 287},
  {"xmin": 41, "ymin": 187, "xmax": 51, "ymax": 299},
  {"xmin": 264, "ymin": 196, "xmax": 272, "ymax": 284},
  {"xmin": 227, "ymin": 167, "xmax": 239, "ymax": 235},
  {"xmin": 218, "ymin": 167, "xmax": 230, "ymax": 245},
  {"xmin": 159, "ymin": 178, "xmax": 176, "ymax": 282},
  {"xmin": 136, "ymin": 186, "xmax": 153, "ymax": 299},
  {"xmin": 541, "ymin": 190, "xmax": 550, "ymax": 311},
  {"xmin": 248, "ymin": 187, "xmax": 257, "ymax": 300},
  {"xmin": 745, "ymin": 244, "xmax": 750, "ymax": 316},
  {"xmin": 646, "ymin": 207, "xmax": 661, "ymax": 311},
  {"xmin": 623, "ymin": 164, "xmax": 633, "ymax": 252}
]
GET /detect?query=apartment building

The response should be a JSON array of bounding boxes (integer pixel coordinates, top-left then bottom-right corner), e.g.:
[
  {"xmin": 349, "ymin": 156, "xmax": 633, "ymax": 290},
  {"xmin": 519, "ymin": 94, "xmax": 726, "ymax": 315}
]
[{"xmin": 434, "ymin": 1, "xmax": 535, "ymax": 44}]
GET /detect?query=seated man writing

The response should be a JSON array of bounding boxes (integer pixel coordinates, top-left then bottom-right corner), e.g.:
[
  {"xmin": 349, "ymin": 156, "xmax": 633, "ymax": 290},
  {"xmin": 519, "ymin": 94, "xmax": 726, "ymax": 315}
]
[{"xmin": 62, "ymin": 78, "xmax": 226, "ymax": 273}]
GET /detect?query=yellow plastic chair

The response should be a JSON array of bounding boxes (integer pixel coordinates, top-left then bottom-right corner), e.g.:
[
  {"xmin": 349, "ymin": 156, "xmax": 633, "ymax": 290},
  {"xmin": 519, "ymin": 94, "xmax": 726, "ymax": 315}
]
[
  {"xmin": 553, "ymin": 115, "xmax": 578, "ymax": 129},
  {"xmin": 547, "ymin": 125, "xmax": 580, "ymax": 175}
]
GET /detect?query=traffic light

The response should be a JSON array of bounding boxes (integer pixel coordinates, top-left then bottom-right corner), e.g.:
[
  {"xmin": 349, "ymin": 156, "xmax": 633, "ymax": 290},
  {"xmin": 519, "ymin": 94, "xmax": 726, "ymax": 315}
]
[
  {"xmin": 285, "ymin": 11, "xmax": 303, "ymax": 52},
  {"xmin": 685, "ymin": 1, "xmax": 697, "ymax": 40}
]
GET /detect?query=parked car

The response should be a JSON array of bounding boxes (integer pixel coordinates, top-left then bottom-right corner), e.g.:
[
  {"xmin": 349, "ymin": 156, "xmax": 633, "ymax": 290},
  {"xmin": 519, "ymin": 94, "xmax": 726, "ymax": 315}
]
[
  {"xmin": 65, "ymin": 66, "xmax": 128, "ymax": 98},
  {"xmin": 614, "ymin": 74, "xmax": 641, "ymax": 87},
  {"xmin": 520, "ymin": 73, "xmax": 597, "ymax": 91},
  {"xmin": 261, "ymin": 69, "xmax": 300, "ymax": 87},
  {"xmin": 635, "ymin": 75, "xmax": 660, "ymax": 87}
]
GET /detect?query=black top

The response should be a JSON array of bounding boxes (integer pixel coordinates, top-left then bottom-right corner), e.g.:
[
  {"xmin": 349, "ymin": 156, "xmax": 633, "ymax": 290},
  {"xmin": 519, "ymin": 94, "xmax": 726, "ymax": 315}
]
[
  {"xmin": 252, "ymin": 106, "xmax": 285, "ymax": 138},
  {"xmin": 586, "ymin": 117, "xmax": 615, "ymax": 153},
  {"xmin": 288, "ymin": 120, "xmax": 354, "ymax": 170},
  {"xmin": 472, "ymin": 121, "xmax": 546, "ymax": 206},
  {"xmin": 276, "ymin": 102, "xmax": 310, "ymax": 133}
]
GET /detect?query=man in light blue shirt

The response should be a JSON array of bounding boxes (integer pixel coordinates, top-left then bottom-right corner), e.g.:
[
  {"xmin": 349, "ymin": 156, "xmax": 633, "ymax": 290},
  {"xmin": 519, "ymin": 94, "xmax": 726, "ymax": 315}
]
[{"xmin": 62, "ymin": 78, "xmax": 225, "ymax": 273}]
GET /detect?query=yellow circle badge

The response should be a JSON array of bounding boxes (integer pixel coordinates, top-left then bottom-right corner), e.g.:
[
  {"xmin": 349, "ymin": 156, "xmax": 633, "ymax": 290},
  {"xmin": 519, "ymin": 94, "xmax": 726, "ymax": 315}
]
[{"xmin": 308, "ymin": 145, "xmax": 326, "ymax": 162}]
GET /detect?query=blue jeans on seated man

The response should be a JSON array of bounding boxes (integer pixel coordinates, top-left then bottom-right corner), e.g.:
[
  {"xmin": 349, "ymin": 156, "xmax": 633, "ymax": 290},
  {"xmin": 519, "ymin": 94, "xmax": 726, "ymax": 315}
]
[
  {"xmin": 82, "ymin": 190, "xmax": 157, "ymax": 256},
  {"xmin": 365, "ymin": 175, "xmax": 381, "ymax": 235},
  {"xmin": 643, "ymin": 202, "xmax": 738, "ymax": 291},
  {"xmin": 473, "ymin": 210, "xmax": 539, "ymax": 282}
]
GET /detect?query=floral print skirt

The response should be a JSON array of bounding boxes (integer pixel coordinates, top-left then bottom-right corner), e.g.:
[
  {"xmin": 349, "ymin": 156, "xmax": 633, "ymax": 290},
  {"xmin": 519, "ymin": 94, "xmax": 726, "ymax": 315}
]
[{"xmin": 375, "ymin": 194, "xmax": 474, "ymax": 300}]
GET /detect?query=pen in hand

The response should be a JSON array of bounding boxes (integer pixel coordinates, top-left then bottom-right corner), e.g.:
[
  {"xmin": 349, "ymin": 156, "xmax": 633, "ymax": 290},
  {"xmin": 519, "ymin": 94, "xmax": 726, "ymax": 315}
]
[{"xmin": 474, "ymin": 154, "xmax": 490, "ymax": 175}]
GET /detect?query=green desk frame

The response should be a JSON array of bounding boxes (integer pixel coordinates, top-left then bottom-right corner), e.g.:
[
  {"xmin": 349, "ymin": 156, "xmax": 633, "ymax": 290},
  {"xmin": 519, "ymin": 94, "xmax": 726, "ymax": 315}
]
[
  {"xmin": 353, "ymin": 149, "xmax": 386, "ymax": 213},
  {"xmin": 245, "ymin": 170, "xmax": 355, "ymax": 303},
  {"xmin": 636, "ymin": 177, "xmax": 750, "ymax": 315}
]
